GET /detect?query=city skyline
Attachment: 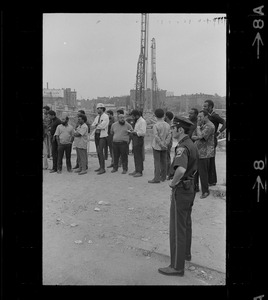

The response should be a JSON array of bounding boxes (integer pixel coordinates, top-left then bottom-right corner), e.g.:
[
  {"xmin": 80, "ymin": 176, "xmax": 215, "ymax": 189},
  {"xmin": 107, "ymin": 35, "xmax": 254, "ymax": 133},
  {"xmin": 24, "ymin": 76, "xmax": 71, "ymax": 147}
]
[{"xmin": 43, "ymin": 13, "xmax": 226, "ymax": 100}]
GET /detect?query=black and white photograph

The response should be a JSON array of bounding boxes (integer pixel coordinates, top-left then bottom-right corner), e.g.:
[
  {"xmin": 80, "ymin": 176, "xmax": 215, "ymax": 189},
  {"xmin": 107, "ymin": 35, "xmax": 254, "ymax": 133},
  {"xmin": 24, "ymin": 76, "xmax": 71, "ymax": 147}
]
[{"xmin": 42, "ymin": 13, "xmax": 227, "ymax": 285}]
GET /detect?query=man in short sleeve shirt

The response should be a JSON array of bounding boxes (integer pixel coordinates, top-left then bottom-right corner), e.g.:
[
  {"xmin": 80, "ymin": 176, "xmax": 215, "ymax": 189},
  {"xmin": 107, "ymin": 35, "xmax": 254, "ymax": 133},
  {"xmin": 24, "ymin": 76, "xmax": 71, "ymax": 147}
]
[
  {"xmin": 73, "ymin": 114, "xmax": 88, "ymax": 175},
  {"xmin": 158, "ymin": 116, "xmax": 198, "ymax": 277}
]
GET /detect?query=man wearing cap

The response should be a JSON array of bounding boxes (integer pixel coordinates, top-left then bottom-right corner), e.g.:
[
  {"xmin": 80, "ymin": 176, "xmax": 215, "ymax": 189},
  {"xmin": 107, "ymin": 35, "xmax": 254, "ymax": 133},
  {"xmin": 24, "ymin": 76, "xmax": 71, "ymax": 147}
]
[
  {"xmin": 91, "ymin": 103, "xmax": 109, "ymax": 175},
  {"xmin": 158, "ymin": 116, "xmax": 198, "ymax": 277}
]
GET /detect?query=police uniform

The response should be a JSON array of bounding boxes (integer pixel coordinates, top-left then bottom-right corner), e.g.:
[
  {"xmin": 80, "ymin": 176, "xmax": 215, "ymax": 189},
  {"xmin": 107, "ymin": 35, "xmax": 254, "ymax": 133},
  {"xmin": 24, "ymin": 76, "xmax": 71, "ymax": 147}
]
[{"xmin": 159, "ymin": 116, "xmax": 198, "ymax": 275}]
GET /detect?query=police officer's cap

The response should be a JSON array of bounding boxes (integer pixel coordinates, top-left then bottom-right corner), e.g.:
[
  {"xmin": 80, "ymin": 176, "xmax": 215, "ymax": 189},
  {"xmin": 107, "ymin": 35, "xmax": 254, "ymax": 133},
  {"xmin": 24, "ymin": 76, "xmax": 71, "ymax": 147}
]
[{"xmin": 171, "ymin": 116, "xmax": 193, "ymax": 128}]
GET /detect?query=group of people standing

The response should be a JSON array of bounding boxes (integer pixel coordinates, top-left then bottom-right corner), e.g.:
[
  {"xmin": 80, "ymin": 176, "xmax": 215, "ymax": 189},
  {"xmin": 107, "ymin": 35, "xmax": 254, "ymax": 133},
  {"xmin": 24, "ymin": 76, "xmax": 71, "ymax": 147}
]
[
  {"xmin": 43, "ymin": 99, "xmax": 225, "ymax": 278},
  {"xmin": 43, "ymin": 100, "xmax": 225, "ymax": 197}
]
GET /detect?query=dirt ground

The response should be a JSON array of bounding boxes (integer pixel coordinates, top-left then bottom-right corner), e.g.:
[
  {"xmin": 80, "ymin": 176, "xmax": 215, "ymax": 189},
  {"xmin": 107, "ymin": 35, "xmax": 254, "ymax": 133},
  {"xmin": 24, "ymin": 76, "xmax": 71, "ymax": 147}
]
[{"xmin": 43, "ymin": 149, "xmax": 226, "ymax": 285}]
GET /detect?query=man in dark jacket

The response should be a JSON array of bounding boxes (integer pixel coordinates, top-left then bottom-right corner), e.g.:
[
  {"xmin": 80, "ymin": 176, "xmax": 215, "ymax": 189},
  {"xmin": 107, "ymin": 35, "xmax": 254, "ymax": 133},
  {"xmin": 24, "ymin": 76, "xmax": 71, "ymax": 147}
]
[{"xmin": 47, "ymin": 110, "xmax": 62, "ymax": 173}]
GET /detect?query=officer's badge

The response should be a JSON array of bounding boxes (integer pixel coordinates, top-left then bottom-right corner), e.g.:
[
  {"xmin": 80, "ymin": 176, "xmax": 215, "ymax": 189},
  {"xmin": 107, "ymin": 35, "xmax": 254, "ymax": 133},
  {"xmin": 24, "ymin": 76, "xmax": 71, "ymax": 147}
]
[{"xmin": 175, "ymin": 147, "xmax": 185, "ymax": 157}]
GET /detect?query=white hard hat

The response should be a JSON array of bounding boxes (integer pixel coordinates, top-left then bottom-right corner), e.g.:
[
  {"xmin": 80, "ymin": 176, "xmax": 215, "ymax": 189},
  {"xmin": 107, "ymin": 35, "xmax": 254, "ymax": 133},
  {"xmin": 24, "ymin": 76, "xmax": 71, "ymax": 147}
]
[{"xmin": 96, "ymin": 103, "xmax": 105, "ymax": 109}]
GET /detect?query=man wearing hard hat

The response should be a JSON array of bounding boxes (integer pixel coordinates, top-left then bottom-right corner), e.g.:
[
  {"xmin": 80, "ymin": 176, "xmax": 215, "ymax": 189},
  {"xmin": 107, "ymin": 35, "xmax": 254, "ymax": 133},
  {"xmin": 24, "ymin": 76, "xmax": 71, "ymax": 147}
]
[{"xmin": 91, "ymin": 103, "xmax": 109, "ymax": 175}]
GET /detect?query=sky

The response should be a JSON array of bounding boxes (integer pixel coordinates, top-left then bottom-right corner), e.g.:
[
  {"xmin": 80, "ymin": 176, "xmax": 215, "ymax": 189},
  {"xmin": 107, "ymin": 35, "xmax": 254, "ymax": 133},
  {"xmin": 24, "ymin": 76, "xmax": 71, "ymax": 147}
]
[{"xmin": 43, "ymin": 13, "xmax": 226, "ymax": 100}]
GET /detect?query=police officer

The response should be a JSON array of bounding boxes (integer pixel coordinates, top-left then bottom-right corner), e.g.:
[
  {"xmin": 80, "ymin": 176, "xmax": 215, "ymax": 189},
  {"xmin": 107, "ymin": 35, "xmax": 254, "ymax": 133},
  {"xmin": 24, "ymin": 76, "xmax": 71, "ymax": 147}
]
[{"xmin": 158, "ymin": 116, "xmax": 199, "ymax": 276}]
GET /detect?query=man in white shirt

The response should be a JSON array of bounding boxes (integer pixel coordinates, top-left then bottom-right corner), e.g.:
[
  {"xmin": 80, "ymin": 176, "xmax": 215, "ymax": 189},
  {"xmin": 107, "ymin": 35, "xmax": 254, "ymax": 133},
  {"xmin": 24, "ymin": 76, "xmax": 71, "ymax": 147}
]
[
  {"xmin": 128, "ymin": 110, "xmax": 147, "ymax": 177},
  {"xmin": 91, "ymin": 103, "xmax": 109, "ymax": 175}
]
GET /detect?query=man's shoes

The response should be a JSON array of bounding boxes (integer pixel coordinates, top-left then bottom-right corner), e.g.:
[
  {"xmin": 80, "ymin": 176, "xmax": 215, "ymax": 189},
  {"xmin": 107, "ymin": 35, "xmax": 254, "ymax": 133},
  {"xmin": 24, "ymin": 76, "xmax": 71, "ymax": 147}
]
[
  {"xmin": 158, "ymin": 266, "xmax": 184, "ymax": 276},
  {"xmin": 111, "ymin": 169, "xmax": 118, "ymax": 173},
  {"xmin": 195, "ymin": 186, "xmax": 200, "ymax": 192},
  {"xmin": 57, "ymin": 170, "xmax": 62, "ymax": 174},
  {"xmin": 67, "ymin": 169, "xmax": 73, "ymax": 173},
  {"xmin": 129, "ymin": 171, "xmax": 137, "ymax": 176},
  {"xmin": 122, "ymin": 170, "xmax": 127, "ymax": 174},
  {"xmin": 49, "ymin": 169, "xmax": 57, "ymax": 173},
  {"xmin": 208, "ymin": 183, "xmax": 216, "ymax": 186},
  {"xmin": 185, "ymin": 255, "xmax": 192, "ymax": 261},
  {"xmin": 161, "ymin": 179, "xmax": 166, "ymax": 182},
  {"xmin": 97, "ymin": 169, "xmax": 106, "ymax": 175},
  {"xmin": 133, "ymin": 173, "xmax": 142, "ymax": 177},
  {"xmin": 148, "ymin": 179, "xmax": 160, "ymax": 183},
  {"xmin": 74, "ymin": 169, "xmax": 82, "ymax": 173},
  {"xmin": 73, "ymin": 165, "xmax": 79, "ymax": 169},
  {"xmin": 94, "ymin": 168, "xmax": 101, "ymax": 172},
  {"xmin": 107, "ymin": 164, "xmax": 113, "ymax": 168},
  {"xmin": 200, "ymin": 192, "xmax": 210, "ymax": 199},
  {"xmin": 78, "ymin": 171, "xmax": 87, "ymax": 175}
]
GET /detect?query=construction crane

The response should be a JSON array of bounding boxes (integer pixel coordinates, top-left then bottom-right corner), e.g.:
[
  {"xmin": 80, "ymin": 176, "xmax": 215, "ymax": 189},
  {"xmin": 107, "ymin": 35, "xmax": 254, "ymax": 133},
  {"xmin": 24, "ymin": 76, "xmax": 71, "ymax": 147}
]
[
  {"xmin": 151, "ymin": 37, "xmax": 159, "ymax": 111},
  {"xmin": 135, "ymin": 13, "xmax": 149, "ymax": 113}
]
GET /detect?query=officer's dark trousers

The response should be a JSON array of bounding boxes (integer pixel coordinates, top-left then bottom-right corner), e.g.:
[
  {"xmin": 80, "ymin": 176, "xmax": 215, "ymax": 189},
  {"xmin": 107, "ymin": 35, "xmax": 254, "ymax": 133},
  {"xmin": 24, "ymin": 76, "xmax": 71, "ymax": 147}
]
[
  {"xmin": 208, "ymin": 152, "xmax": 217, "ymax": 185},
  {"xmin": 169, "ymin": 183, "xmax": 195, "ymax": 271},
  {"xmin": 57, "ymin": 143, "xmax": 72, "ymax": 171},
  {"xmin": 153, "ymin": 148, "xmax": 167, "ymax": 181},
  {"xmin": 113, "ymin": 141, "xmax": 128, "ymax": 171},
  {"xmin": 95, "ymin": 135, "xmax": 107, "ymax": 170},
  {"xmin": 198, "ymin": 158, "xmax": 210, "ymax": 194},
  {"xmin": 132, "ymin": 135, "xmax": 144, "ymax": 173},
  {"xmin": 51, "ymin": 139, "xmax": 58, "ymax": 171}
]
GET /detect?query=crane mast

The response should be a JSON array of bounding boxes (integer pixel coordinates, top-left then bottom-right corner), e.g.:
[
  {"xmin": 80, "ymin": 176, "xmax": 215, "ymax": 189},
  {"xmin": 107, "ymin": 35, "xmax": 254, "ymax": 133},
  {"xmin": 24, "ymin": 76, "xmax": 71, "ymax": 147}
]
[
  {"xmin": 135, "ymin": 13, "xmax": 149, "ymax": 112},
  {"xmin": 151, "ymin": 37, "xmax": 159, "ymax": 111}
]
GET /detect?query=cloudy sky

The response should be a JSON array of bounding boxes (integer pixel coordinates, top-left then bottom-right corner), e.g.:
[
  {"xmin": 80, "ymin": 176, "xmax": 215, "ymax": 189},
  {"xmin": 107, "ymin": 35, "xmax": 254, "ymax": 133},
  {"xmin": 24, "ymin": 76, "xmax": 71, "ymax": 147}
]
[{"xmin": 43, "ymin": 13, "xmax": 226, "ymax": 99}]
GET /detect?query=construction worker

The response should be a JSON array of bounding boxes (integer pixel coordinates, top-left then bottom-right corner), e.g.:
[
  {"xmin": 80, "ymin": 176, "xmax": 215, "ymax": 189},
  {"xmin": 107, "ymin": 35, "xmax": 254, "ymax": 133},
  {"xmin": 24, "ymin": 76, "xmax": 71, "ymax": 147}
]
[
  {"xmin": 91, "ymin": 103, "xmax": 109, "ymax": 175},
  {"xmin": 158, "ymin": 116, "xmax": 198, "ymax": 277}
]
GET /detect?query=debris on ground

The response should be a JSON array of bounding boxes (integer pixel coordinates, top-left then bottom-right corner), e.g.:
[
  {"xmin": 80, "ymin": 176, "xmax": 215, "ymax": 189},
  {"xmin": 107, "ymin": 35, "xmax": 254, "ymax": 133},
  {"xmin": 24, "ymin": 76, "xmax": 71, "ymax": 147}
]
[
  {"xmin": 94, "ymin": 207, "xmax": 100, "ymax": 212},
  {"xmin": 74, "ymin": 240, "xmax": 83, "ymax": 244},
  {"xmin": 98, "ymin": 201, "xmax": 110, "ymax": 205}
]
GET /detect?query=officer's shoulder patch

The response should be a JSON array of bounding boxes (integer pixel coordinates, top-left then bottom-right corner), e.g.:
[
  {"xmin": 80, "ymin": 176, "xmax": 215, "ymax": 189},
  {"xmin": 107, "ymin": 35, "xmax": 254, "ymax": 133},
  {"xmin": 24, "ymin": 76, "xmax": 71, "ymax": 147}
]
[{"xmin": 175, "ymin": 147, "xmax": 185, "ymax": 157}]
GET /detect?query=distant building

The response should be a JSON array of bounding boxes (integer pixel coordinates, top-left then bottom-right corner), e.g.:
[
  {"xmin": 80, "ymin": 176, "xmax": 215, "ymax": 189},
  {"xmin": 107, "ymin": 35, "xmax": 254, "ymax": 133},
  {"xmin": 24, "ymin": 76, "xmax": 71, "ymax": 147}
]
[
  {"xmin": 43, "ymin": 87, "xmax": 77, "ymax": 111},
  {"xmin": 166, "ymin": 91, "xmax": 174, "ymax": 97}
]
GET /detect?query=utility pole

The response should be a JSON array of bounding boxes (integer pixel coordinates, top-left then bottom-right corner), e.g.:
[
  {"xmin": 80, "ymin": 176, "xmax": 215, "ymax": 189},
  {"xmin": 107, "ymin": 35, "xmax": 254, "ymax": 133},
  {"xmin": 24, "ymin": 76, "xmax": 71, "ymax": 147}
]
[{"xmin": 135, "ymin": 13, "xmax": 149, "ymax": 113}]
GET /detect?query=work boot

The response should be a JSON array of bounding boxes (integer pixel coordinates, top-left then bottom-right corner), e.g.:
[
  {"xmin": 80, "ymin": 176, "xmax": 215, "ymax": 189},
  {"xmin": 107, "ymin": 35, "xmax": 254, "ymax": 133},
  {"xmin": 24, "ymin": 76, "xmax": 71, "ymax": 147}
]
[
  {"xmin": 158, "ymin": 266, "xmax": 184, "ymax": 276},
  {"xmin": 200, "ymin": 192, "xmax": 210, "ymax": 199},
  {"xmin": 133, "ymin": 173, "xmax": 142, "ymax": 177},
  {"xmin": 78, "ymin": 171, "xmax": 87, "ymax": 175},
  {"xmin": 94, "ymin": 168, "xmax": 101, "ymax": 172},
  {"xmin": 148, "ymin": 179, "xmax": 160, "ymax": 183},
  {"xmin": 129, "ymin": 171, "xmax": 137, "ymax": 176},
  {"xmin": 97, "ymin": 169, "xmax": 106, "ymax": 175},
  {"xmin": 111, "ymin": 169, "xmax": 118, "ymax": 173},
  {"xmin": 73, "ymin": 165, "xmax": 79, "ymax": 169}
]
